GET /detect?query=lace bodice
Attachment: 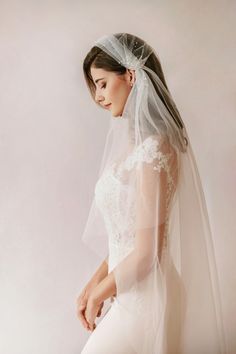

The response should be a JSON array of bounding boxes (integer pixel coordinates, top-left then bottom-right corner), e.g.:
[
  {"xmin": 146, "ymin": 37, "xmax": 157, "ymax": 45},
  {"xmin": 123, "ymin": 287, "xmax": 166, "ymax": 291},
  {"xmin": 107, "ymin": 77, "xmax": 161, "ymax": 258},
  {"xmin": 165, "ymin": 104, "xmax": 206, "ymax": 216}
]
[{"xmin": 94, "ymin": 135, "xmax": 176, "ymax": 272}]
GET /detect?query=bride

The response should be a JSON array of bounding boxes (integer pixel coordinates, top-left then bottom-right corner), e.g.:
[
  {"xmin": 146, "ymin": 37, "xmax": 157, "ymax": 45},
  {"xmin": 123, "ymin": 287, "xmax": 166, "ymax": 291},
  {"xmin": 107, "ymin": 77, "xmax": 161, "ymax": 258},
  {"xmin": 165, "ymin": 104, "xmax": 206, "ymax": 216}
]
[{"xmin": 77, "ymin": 33, "xmax": 227, "ymax": 354}]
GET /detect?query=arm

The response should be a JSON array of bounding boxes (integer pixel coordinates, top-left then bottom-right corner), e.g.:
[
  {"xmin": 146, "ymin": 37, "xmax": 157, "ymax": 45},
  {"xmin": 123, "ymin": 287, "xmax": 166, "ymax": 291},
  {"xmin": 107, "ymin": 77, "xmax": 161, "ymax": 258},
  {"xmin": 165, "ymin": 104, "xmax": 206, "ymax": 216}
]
[
  {"xmin": 88, "ymin": 255, "xmax": 109, "ymax": 285},
  {"xmin": 90, "ymin": 270, "xmax": 117, "ymax": 304},
  {"xmin": 89, "ymin": 247, "xmax": 154, "ymax": 304},
  {"xmin": 81, "ymin": 255, "xmax": 109, "ymax": 295},
  {"xmin": 90, "ymin": 240, "xmax": 157, "ymax": 305},
  {"xmin": 77, "ymin": 254, "xmax": 109, "ymax": 330}
]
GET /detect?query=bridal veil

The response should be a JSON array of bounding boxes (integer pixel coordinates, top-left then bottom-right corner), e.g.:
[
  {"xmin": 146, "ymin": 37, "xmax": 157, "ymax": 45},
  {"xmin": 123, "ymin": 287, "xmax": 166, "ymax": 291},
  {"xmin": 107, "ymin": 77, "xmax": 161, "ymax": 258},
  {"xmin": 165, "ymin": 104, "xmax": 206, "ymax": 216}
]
[{"xmin": 81, "ymin": 33, "xmax": 227, "ymax": 354}]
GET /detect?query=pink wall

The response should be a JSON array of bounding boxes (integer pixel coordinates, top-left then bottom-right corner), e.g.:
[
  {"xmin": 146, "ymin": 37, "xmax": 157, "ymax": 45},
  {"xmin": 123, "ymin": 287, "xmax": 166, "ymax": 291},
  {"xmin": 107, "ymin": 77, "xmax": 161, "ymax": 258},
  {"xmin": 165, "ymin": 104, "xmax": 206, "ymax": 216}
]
[{"xmin": 0, "ymin": 1, "xmax": 235, "ymax": 353}]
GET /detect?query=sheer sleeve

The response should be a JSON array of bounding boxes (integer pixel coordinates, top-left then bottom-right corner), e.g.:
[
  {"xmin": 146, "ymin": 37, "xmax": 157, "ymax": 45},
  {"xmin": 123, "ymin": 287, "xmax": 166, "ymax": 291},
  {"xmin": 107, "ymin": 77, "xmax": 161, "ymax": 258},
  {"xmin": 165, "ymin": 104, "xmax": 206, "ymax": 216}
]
[
  {"xmin": 107, "ymin": 135, "xmax": 180, "ymax": 353},
  {"xmin": 112, "ymin": 134, "xmax": 178, "ymax": 293}
]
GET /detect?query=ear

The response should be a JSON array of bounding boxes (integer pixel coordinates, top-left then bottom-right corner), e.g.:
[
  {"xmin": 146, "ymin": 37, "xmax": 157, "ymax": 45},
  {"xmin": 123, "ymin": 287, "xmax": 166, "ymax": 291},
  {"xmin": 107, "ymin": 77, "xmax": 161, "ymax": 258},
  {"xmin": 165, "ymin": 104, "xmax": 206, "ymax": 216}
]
[{"xmin": 127, "ymin": 69, "xmax": 136, "ymax": 85}]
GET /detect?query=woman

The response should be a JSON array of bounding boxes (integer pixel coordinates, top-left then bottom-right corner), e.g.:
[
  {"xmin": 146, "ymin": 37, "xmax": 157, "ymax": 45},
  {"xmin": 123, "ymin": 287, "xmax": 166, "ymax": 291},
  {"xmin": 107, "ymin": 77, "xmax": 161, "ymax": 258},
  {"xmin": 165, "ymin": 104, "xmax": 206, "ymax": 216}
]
[{"xmin": 77, "ymin": 33, "xmax": 227, "ymax": 353}]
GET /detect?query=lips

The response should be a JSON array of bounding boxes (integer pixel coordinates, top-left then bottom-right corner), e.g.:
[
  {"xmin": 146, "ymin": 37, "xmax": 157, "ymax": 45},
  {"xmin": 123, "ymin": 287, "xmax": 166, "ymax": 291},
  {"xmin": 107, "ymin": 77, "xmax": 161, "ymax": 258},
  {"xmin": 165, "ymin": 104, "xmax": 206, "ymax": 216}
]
[{"xmin": 104, "ymin": 103, "xmax": 112, "ymax": 109}]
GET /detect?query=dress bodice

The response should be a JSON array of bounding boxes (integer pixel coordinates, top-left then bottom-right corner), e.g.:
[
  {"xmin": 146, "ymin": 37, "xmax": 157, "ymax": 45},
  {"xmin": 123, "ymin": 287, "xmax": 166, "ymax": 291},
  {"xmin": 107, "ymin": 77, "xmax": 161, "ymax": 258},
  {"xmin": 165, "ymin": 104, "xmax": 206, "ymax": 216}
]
[{"xmin": 94, "ymin": 135, "xmax": 175, "ymax": 272}]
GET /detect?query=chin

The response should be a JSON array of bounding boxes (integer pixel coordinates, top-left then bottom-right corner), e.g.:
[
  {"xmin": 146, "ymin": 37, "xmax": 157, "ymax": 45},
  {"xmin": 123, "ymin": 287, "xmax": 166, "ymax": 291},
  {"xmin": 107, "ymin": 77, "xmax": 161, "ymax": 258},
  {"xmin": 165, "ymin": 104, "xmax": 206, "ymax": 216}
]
[
  {"xmin": 112, "ymin": 112, "xmax": 119, "ymax": 118},
  {"xmin": 112, "ymin": 109, "xmax": 123, "ymax": 118}
]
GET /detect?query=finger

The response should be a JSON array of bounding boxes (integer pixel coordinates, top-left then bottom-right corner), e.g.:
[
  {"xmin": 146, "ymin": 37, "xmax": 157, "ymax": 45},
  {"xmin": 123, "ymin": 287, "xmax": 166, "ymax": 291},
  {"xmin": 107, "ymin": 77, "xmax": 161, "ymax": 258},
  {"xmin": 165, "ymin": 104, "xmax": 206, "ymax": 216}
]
[
  {"xmin": 77, "ymin": 301, "xmax": 88, "ymax": 318},
  {"xmin": 76, "ymin": 293, "xmax": 85, "ymax": 305},
  {"xmin": 79, "ymin": 313, "xmax": 89, "ymax": 329},
  {"xmin": 77, "ymin": 308, "xmax": 90, "ymax": 329},
  {"xmin": 85, "ymin": 314, "xmax": 95, "ymax": 331},
  {"xmin": 84, "ymin": 310, "xmax": 93, "ymax": 330},
  {"xmin": 77, "ymin": 302, "xmax": 86, "ymax": 317},
  {"xmin": 76, "ymin": 292, "xmax": 88, "ymax": 306},
  {"xmin": 78, "ymin": 303, "xmax": 86, "ymax": 310},
  {"xmin": 88, "ymin": 314, "xmax": 98, "ymax": 331},
  {"xmin": 88, "ymin": 322, "xmax": 96, "ymax": 331}
]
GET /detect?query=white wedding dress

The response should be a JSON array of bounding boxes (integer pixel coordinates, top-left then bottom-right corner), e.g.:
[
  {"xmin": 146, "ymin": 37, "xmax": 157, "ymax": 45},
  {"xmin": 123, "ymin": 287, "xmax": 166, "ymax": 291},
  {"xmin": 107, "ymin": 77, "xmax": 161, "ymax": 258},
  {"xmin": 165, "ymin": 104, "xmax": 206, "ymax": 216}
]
[{"xmin": 81, "ymin": 136, "xmax": 179, "ymax": 354}]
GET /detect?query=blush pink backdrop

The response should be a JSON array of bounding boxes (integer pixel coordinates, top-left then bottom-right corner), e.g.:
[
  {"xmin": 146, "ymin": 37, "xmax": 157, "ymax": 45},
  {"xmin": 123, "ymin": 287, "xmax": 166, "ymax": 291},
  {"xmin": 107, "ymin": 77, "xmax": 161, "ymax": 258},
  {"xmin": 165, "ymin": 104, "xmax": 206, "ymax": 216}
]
[{"xmin": 0, "ymin": 0, "xmax": 235, "ymax": 353}]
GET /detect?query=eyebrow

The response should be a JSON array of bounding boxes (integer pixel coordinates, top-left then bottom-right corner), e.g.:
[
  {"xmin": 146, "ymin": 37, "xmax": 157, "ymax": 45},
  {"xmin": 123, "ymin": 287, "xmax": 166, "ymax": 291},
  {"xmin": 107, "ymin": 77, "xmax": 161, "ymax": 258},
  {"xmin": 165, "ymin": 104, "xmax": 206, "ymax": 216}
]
[{"xmin": 94, "ymin": 77, "xmax": 105, "ymax": 84}]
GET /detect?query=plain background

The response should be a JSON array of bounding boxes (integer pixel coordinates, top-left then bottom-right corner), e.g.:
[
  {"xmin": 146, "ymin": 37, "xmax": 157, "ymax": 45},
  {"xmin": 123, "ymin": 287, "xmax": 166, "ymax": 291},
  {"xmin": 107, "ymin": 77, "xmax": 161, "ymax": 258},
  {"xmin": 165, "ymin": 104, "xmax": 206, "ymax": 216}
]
[{"xmin": 0, "ymin": 0, "xmax": 235, "ymax": 353}]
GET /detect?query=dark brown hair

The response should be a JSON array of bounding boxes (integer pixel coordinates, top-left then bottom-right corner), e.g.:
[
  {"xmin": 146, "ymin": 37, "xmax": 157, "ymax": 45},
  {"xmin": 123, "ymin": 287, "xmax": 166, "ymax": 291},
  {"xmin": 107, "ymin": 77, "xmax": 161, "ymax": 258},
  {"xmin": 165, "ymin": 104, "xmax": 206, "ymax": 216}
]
[{"xmin": 83, "ymin": 32, "xmax": 188, "ymax": 147}]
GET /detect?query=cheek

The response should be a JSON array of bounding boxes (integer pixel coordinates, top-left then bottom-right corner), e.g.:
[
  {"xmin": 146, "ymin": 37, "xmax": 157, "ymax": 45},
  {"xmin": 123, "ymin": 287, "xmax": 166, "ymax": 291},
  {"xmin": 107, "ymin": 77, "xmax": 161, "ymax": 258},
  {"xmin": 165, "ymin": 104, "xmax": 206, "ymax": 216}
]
[{"xmin": 109, "ymin": 81, "xmax": 130, "ymax": 105}]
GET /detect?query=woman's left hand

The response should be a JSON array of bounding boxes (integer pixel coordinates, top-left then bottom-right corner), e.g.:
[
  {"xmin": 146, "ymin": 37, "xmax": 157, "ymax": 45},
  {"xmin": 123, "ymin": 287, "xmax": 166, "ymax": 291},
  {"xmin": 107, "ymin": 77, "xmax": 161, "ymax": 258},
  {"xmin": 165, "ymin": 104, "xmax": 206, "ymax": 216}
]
[{"xmin": 84, "ymin": 296, "xmax": 101, "ymax": 331}]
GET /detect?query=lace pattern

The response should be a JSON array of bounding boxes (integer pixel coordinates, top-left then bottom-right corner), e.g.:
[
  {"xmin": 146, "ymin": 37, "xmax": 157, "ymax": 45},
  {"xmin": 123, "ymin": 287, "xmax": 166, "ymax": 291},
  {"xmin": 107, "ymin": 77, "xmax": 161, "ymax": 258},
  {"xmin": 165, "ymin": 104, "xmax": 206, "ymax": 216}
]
[{"xmin": 94, "ymin": 135, "xmax": 176, "ymax": 272}]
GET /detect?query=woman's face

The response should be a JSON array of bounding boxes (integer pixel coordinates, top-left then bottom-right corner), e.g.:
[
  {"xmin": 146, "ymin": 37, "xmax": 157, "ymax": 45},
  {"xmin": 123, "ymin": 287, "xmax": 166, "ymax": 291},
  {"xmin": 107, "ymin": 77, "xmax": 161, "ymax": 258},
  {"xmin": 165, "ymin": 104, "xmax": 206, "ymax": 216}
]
[{"xmin": 90, "ymin": 66, "xmax": 135, "ymax": 117}]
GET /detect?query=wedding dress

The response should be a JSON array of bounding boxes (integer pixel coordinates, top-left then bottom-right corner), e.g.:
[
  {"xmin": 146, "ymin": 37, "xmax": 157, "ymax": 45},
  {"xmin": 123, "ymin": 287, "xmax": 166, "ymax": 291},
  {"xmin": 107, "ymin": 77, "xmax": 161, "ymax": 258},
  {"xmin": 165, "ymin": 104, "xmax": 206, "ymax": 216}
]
[{"xmin": 82, "ymin": 134, "xmax": 182, "ymax": 354}]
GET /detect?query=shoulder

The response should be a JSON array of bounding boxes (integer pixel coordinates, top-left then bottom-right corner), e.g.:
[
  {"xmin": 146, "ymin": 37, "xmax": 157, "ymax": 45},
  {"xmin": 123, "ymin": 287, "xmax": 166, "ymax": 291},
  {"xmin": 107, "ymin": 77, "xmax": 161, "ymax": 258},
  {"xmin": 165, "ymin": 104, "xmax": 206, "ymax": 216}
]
[{"xmin": 124, "ymin": 134, "xmax": 172, "ymax": 171}]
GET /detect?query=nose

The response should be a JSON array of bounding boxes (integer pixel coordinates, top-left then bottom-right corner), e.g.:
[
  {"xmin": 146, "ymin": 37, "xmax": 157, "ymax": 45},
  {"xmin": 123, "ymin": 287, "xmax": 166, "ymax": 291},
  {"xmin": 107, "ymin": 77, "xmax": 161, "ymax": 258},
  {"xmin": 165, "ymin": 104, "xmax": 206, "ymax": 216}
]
[{"xmin": 95, "ymin": 92, "xmax": 104, "ymax": 104}]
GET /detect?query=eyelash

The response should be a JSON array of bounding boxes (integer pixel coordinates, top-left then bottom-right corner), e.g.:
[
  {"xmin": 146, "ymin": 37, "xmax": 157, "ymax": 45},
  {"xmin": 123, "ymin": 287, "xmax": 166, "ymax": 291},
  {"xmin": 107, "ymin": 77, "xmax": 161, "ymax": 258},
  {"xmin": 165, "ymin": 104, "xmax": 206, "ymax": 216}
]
[{"xmin": 101, "ymin": 84, "xmax": 106, "ymax": 89}]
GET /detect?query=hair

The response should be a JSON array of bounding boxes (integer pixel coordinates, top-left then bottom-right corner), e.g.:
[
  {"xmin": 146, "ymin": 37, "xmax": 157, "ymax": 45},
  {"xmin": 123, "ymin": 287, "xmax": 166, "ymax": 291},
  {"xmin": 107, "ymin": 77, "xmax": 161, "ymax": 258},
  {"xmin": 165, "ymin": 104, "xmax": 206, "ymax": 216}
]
[{"xmin": 83, "ymin": 32, "xmax": 188, "ymax": 148}]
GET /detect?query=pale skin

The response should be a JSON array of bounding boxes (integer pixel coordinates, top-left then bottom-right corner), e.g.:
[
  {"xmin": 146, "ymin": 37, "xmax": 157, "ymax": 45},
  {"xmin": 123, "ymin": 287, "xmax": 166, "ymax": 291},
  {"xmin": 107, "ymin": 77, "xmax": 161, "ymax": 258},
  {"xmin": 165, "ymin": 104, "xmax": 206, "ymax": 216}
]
[{"xmin": 76, "ymin": 66, "xmax": 136, "ymax": 332}]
